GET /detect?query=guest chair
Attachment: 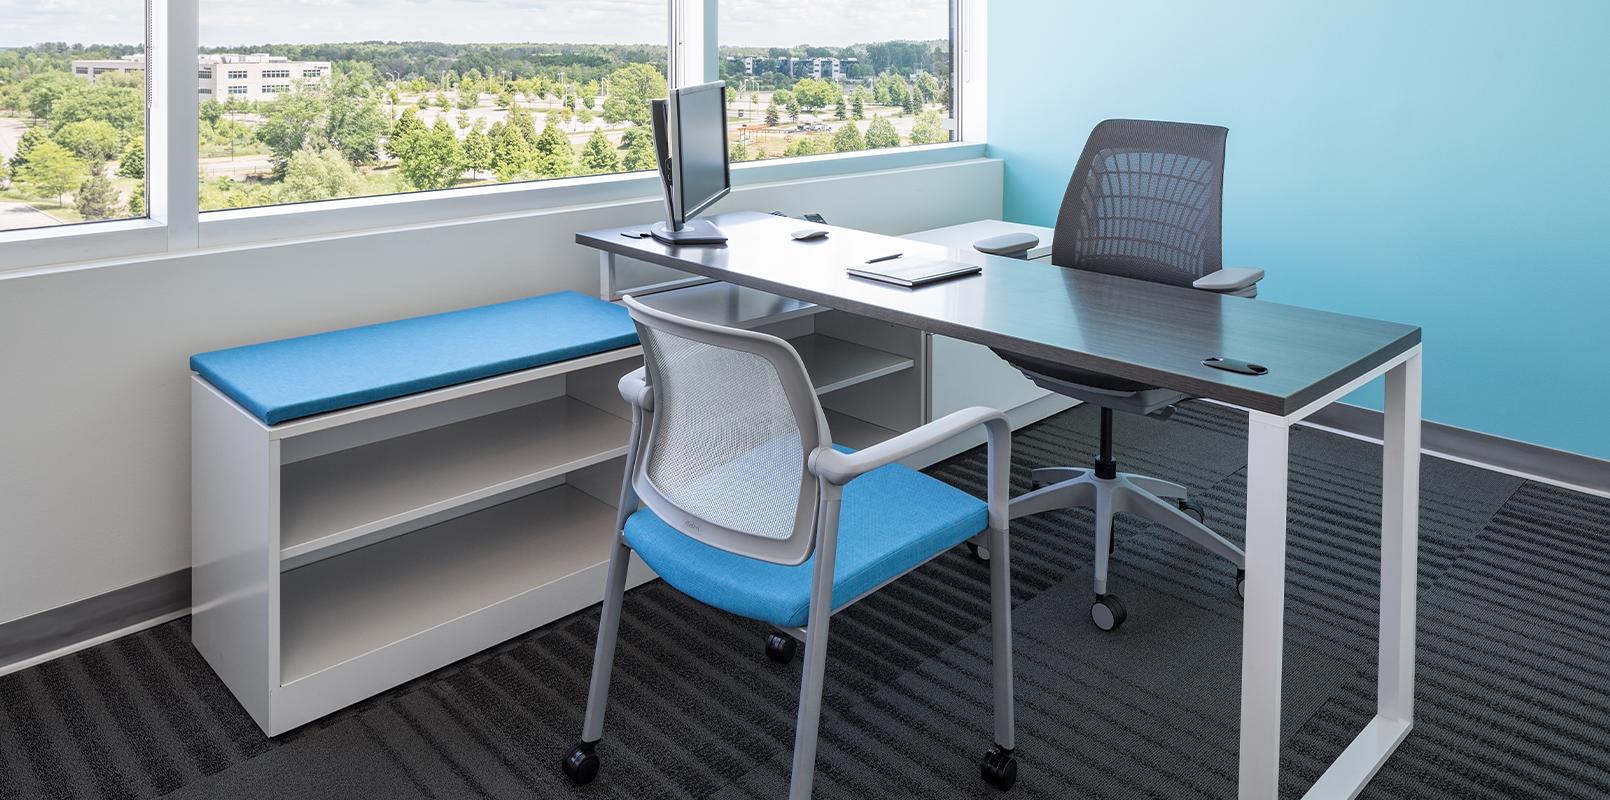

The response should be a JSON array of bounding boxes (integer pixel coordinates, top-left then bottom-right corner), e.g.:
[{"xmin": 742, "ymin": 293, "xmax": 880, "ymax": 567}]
[
  {"xmin": 562, "ymin": 295, "xmax": 1020, "ymax": 796},
  {"xmin": 981, "ymin": 119, "xmax": 1258, "ymax": 631}
]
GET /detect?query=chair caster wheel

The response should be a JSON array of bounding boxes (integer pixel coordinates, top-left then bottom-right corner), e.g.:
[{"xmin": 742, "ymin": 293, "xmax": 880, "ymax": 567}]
[
  {"xmin": 1236, "ymin": 569, "xmax": 1246, "ymax": 599},
  {"xmin": 765, "ymin": 632, "xmax": 797, "ymax": 664},
  {"xmin": 980, "ymin": 746, "xmax": 1018, "ymax": 790},
  {"xmin": 1091, "ymin": 594, "xmax": 1127, "ymax": 631},
  {"xmin": 561, "ymin": 741, "xmax": 600, "ymax": 786},
  {"xmin": 1176, "ymin": 499, "xmax": 1205, "ymax": 523},
  {"xmin": 968, "ymin": 542, "xmax": 991, "ymax": 561}
]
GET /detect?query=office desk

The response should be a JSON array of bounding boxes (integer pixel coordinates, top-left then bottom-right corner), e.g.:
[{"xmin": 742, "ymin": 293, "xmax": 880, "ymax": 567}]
[{"xmin": 579, "ymin": 210, "xmax": 1423, "ymax": 800}]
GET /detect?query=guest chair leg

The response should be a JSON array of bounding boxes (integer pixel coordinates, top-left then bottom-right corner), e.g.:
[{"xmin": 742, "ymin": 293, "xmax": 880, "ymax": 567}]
[
  {"xmin": 788, "ymin": 488, "xmax": 843, "ymax": 800},
  {"xmin": 982, "ymin": 522, "xmax": 1019, "ymax": 789},
  {"xmin": 563, "ymin": 534, "xmax": 635, "ymax": 786}
]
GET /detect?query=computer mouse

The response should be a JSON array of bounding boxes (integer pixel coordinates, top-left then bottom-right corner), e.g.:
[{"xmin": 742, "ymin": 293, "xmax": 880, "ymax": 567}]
[{"xmin": 791, "ymin": 228, "xmax": 829, "ymax": 241}]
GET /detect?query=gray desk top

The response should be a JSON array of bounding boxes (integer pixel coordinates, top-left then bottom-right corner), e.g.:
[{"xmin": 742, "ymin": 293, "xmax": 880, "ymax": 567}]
[{"xmin": 579, "ymin": 211, "xmax": 1421, "ymax": 417}]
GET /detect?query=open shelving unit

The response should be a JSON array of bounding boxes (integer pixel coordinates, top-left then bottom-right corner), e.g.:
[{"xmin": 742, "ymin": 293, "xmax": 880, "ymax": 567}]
[{"xmin": 192, "ymin": 347, "xmax": 654, "ymax": 736}]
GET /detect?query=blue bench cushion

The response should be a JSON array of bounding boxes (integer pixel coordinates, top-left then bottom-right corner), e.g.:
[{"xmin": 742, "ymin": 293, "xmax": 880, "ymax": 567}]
[
  {"xmin": 623, "ymin": 451, "xmax": 987, "ymax": 628},
  {"xmin": 190, "ymin": 291, "xmax": 637, "ymax": 425}
]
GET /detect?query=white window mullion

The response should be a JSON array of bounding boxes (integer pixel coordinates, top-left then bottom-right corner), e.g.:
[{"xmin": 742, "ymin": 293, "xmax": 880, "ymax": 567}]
[
  {"xmin": 148, "ymin": 0, "xmax": 200, "ymax": 251},
  {"xmin": 955, "ymin": 0, "xmax": 987, "ymax": 143},
  {"xmin": 668, "ymin": 0, "xmax": 718, "ymax": 88}
]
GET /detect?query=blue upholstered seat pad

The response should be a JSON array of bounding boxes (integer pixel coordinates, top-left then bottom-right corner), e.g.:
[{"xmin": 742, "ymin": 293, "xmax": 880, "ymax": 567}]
[
  {"xmin": 623, "ymin": 452, "xmax": 987, "ymax": 628},
  {"xmin": 189, "ymin": 291, "xmax": 637, "ymax": 425}
]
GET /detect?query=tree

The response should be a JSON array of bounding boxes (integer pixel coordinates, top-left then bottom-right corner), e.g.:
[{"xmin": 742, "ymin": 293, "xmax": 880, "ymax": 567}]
[
  {"xmin": 909, "ymin": 110, "xmax": 946, "ymax": 145},
  {"xmin": 831, "ymin": 122, "xmax": 865, "ymax": 153},
  {"xmin": 601, "ymin": 63, "xmax": 667, "ymax": 127},
  {"xmin": 117, "ymin": 139, "xmax": 144, "ymax": 179},
  {"xmin": 391, "ymin": 117, "xmax": 466, "ymax": 190},
  {"xmin": 14, "ymin": 141, "xmax": 87, "ymax": 206},
  {"xmin": 463, "ymin": 127, "xmax": 493, "ymax": 178},
  {"xmin": 577, "ymin": 107, "xmax": 594, "ymax": 125},
  {"xmin": 729, "ymin": 140, "xmax": 749, "ymax": 163},
  {"xmin": 277, "ymin": 148, "xmax": 366, "ymax": 203},
  {"xmin": 622, "ymin": 131, "xmax": 656, "ymax": 172},
  {"xmin": 387, "ymin": 107, "xmax": 428, "ymax": 156},
  {"xmin": 74, "ymin": 173, "xmax": 122, "ymax": 220},
  {"xmin": 200, "ymin": 98, "xmax": 224, "ymax": 127},
  {"xmin": 456, "ymin": 87, "xmax": 479, "ymax": 110},
  {"xmin": 786, "ymin": 98, "xmax": 800, "ymax": 122},
  {"xmin": 834, "ymin": 94, "xmax": 848, "ymax": 120},
  {"xmin": 765, "ymin": 101, "xmax": 780, "ymax": 127},
  {"xmin": 323, "ymin": 73, "xmax": 391, "ymax": 164},
  {"xmin": 52, "ymin": 119, "xmax": 120, "ymax": 164},
  {"xmin": 784, "ymin": 135, "xmax": 830, "ymax": 158},
  {"xmin": 128, "ymin": 180, "xmax": 144, "ymax": 216},
  {"xmin": 900, "ymin": 84, "xmax": 915, "ymax": 114},
  {"xmin": 530, "ymin": 120, "xmax": 575, "ymax": 178},
  {"xmin": 7, "ymin": 127, "xmax": 50, "ymax": 175},
  {"xmin": 864, "ymin": 115, "xmax": 900, "ymax": 149},
  {"xmin": 851, "ymin": 88, "xmax": 867, "ymax": 119},
  {"xmin": 491, "ymin": 120, "xmax": 534, "ymax": 181},
  {"xmin": 578, "ymin": 129, "xmax": 621, "ymax": 175},
  {"xmin": 792, "ymin": 78, "xmax": 837, "ymax": 111},
  {"xmin": 497, "ymin": 88, "xmax": 514, "ymax": 108},
  {"xmin": 256, "ymin": 88, "xmax": 328, "ymax": 177},
  {"xmin": 917, "ymin": 73, "xmax": 942, "ymax": 109}
]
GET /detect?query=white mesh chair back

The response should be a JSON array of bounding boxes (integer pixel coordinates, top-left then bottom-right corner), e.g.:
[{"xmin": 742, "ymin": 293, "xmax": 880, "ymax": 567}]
[
  {"xmin": 1052, "ymin": 118, "xmax": 1228, "ymax": 287},
  {"xmin": 624, "ymin": 295, "xmax": 831, "ymax": 566}
]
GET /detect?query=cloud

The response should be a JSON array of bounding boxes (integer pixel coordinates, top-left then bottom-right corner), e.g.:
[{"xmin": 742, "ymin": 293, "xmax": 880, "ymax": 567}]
[{"xmin": 2, "ymin": 0, "xmax": 946, "ymax": 50}]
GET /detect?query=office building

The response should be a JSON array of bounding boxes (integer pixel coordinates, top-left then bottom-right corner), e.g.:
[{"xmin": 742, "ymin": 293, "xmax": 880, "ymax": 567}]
[{"xmin": 69, "ymin": 52, "xmax": 331, "ymax": 100}]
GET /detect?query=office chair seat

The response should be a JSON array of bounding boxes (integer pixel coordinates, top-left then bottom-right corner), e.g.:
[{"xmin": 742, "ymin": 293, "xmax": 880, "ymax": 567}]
[{"xmin": 625, "ymin": 446, "xmax": 986, "ymax": 628}]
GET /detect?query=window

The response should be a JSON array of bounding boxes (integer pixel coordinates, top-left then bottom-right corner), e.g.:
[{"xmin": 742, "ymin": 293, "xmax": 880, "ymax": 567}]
[
  {"xmin": 718, "ymin": 0, "xmax": 953, "ymax": 162},
  {"xmin": 197, "ymin": 0, "xmax": 669, "ymax": 212},
  {"xmin": 228, "ymin": 70, "xmax": 248, "ymax": 79},
  {"xmin": 0, "ymin": 10, "xmax": 150, "ymax": 234},
  {"xmin": 199, "ymin": 68, "xmax": 214, "ymax": 78},
  {"xmin": 228, "ymin": 86, "xmax": 249, "ymax": 94}
]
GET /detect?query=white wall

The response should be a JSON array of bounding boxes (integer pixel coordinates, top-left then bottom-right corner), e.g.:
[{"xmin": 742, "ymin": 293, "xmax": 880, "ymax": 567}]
[{"xmin": 0, "ymin": 158, "xmax": 1002, "ymax": 625}]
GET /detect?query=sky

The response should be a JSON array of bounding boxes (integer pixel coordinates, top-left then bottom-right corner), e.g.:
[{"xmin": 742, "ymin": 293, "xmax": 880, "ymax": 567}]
[{"xmin": 0, "ymin": 0, "xmax": 947, "ymax": 50}]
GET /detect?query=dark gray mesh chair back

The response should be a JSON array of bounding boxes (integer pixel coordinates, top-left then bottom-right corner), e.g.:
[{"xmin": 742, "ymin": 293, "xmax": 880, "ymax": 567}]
[{"xmin": 1052, "ymin": 119, "xmax": 1227, "ymax": 287}]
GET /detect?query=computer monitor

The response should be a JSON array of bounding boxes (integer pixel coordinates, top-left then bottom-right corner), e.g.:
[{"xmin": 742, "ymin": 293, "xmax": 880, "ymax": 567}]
[{"xmin": 650, "ymin": 80, "xmax": 731, "ymax": 245}]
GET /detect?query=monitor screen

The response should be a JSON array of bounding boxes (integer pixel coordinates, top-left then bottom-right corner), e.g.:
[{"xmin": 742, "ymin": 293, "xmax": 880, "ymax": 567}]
[
  {"xmin": 670, "ymin": 82, "xmax": 729, "ymax": 222},
  {"xmin": 650, "ymin": 81, "xmax": 730, "ymax": 244}
]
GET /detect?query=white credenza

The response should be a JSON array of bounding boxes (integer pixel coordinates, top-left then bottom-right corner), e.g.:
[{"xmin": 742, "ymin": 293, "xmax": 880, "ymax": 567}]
[{"xmin": 191, "ymin": 346, "xmax": 655, "ymax": 736}]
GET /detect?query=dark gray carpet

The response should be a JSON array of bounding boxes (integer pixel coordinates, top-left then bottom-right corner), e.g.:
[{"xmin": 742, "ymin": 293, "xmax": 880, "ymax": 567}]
[{"xmin": 3, "ymin": 403, "xmax": 1607, "ymax": 799}]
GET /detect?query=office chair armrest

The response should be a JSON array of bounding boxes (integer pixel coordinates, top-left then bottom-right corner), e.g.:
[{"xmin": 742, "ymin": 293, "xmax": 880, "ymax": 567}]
[
  {"xmin": 1192, "ymin": 266, "xmax": 1265, "ymax": 297},
  {"xmin": 811, "ymin": 406, "xmax": 1009, "ymax": 486},
  {"xmin": 617, "ymin": 367, "xmax": 653, "ymax": 410},
  {"xmin": 972, "ymin": 232, "xmax": 1041, "ymax": 259}
]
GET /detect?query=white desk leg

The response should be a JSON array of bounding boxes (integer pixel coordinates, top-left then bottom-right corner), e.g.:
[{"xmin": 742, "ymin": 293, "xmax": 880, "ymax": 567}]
[
  {"xmin": 1380, "ymin": 353, "xmax": 1421, "ymax": 722},
  {"xmin": 599, "ymin": 251, "xmax": 617, "ymax": 301},
  {"xmin": 1240, "ymin": 411, "xmax": 1291, "ymax": 800}
]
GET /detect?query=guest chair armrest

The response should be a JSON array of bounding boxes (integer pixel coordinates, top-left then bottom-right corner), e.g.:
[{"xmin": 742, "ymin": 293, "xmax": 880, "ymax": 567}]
[
  {"xmin": 617, "ymin": 367, "xmax": 653, "ymax": 410},
  {"xmin": 1192, "ymin": 266, "xmax": 1265, "ymax": 297},
  {"xmin": 810, "ymin": 406, "xmax": 1007, "ymax": 485}
]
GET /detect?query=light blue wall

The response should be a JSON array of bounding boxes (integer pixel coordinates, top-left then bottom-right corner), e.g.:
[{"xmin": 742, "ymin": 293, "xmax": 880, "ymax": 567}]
[{"xmin": 989, "ymin": 1, "xmax": 1610, "ymax": 459}]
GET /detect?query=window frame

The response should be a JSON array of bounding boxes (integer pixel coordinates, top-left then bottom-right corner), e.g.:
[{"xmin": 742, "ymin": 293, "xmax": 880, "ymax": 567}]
[{"xmin": 0, "ymin": 0, "xmax": 987, "ymax": 275}]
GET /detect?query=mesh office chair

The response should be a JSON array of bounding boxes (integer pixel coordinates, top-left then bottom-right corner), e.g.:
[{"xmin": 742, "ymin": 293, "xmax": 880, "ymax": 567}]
[
  {"xmin": 986, "ymin": 119, "xmax": 1259, "ymax": 631},
  {"xmin": 562, "ymin": 295, "xmax": 1020, "ymax": 797}
]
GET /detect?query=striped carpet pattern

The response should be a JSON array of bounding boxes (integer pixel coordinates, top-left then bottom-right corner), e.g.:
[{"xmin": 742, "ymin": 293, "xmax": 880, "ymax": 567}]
[{"xmin": 2, "ymin": 403, "xmax": 1608, "ymax": 798}]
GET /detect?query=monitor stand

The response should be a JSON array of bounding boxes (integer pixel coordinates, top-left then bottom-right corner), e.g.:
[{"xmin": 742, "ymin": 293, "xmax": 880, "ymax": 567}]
[{"xmin": 651, "ymin": 219, "xmax": 727, "ymax": 245}]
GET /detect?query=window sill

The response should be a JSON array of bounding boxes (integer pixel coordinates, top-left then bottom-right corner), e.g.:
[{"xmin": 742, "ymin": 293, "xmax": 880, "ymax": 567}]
[
  {"xmin": 197, "ymin": 141, "xmax": 985, "ymax": 249},
  {"xmin": 0, "ymin": 218, "xmax": 169, "ymax": 279}
]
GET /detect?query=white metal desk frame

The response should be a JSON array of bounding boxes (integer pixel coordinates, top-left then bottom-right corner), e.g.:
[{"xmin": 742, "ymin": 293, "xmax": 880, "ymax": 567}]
[{"xmin": 593, "ymin": 245, "xmax": 1423, "ymax": 800}]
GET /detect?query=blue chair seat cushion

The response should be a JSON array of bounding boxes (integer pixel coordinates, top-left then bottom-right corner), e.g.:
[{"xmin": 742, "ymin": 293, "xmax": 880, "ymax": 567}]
[
  {"xmin": 623, "ymin": 453, "xmax": 987, "ymax": 628},
  {"xmin": 190, "ymin": 291, "xmax": 637, "ymax": 425}
]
